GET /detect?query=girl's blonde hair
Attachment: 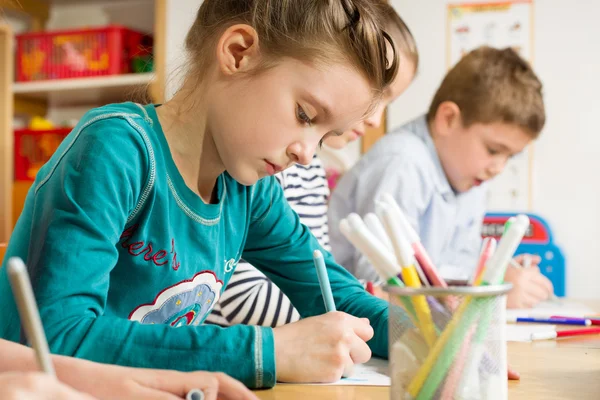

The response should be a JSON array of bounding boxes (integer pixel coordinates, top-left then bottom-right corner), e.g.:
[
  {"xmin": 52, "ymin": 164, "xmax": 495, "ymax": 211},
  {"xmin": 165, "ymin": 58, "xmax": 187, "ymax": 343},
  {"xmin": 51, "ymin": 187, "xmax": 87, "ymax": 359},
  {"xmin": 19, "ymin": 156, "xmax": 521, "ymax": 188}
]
[{"xmin": 184, "ymin": 0, "xmax": 399, "ymax": 99}]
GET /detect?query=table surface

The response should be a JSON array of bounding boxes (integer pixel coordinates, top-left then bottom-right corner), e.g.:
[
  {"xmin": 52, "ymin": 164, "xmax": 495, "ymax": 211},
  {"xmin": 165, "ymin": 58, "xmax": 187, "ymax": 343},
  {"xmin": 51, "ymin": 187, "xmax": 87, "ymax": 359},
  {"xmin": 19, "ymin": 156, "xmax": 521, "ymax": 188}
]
[{"xmin": 254, "ymin": 300, "xmax": 600, "ymax": 400}]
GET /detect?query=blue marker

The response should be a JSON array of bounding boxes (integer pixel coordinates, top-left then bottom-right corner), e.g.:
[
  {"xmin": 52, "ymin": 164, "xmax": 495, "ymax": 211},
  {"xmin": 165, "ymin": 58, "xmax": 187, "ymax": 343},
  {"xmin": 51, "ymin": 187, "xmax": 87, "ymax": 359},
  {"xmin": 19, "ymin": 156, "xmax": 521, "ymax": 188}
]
[
  {"xmin": 507, "ymin": 316, "xmax": 592, "ymax": 326},
  {"xmin": 313, "ymin": 250, "xmax": 336, "ymax": 312}
]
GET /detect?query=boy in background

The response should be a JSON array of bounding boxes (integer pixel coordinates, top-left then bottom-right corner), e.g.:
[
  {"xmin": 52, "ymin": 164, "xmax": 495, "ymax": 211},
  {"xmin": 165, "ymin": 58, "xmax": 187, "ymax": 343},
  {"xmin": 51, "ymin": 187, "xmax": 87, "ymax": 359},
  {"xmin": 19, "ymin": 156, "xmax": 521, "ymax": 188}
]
[{"xmin": 329, "ymin": 46, "xmax": 554, "ymax": 309}]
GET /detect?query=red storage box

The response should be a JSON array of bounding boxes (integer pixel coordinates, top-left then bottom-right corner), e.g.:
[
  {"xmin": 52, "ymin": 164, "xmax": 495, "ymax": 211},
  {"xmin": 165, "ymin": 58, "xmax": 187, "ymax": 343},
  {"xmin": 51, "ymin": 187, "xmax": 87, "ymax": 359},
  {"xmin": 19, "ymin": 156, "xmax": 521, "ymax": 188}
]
[
  {"xmin": 15, "ymin": 25, "xmax": 153, "ymax": 82},
  {"xmin": 14, "ymin": 128, "xmax": 72, "ymax": 181}
]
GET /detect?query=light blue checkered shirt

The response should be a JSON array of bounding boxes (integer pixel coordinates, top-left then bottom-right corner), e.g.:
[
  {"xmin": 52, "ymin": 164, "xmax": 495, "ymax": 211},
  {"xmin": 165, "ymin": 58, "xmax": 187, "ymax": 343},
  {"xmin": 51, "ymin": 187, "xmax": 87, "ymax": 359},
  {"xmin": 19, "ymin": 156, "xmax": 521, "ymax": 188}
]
[{"xmin": 329, "ymin": 115, "xmax": 487, "ymax": 282}]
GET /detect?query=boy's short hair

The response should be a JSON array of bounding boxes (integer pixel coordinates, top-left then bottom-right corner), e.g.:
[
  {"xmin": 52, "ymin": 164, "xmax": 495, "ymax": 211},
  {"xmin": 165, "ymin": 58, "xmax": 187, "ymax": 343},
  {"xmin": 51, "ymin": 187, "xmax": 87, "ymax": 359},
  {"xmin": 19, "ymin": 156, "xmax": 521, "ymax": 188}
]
[{"xmin": 427, "ymin": 46, "xmax": 545, "ymax": 138}]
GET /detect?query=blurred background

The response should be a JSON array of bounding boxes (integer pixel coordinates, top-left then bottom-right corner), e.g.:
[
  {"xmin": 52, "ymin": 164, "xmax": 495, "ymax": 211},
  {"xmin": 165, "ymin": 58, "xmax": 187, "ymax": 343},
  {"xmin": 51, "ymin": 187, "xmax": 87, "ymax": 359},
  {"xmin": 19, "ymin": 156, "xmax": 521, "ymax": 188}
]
[{"xmin": 1, "ymin": 0, "xmax": 598, "ymax": 297}]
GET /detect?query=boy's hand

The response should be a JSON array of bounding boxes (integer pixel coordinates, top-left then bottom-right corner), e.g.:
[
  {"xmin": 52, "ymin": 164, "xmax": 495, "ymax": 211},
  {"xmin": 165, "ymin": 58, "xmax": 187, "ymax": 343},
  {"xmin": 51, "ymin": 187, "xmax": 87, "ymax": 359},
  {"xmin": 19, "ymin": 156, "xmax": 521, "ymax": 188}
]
[
  {"xmin": 504, "ymin": 257, "xmax": 554, "ymax": 309},
  {"xmin": 273, "ymin": 312, "xmax": 373, "ymax": 383}
]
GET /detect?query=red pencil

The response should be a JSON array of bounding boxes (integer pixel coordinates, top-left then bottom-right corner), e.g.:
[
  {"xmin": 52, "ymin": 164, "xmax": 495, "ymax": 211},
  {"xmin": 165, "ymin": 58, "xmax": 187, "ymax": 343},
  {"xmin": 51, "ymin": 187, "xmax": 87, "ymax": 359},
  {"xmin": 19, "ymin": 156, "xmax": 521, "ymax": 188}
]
[
  {"xmin": 551, "ymin": 315, "xmax": 600, "ymax": 326},
  {"xmin": 531, "ymin": 327, "xmax": 600, "ymax": 341}
]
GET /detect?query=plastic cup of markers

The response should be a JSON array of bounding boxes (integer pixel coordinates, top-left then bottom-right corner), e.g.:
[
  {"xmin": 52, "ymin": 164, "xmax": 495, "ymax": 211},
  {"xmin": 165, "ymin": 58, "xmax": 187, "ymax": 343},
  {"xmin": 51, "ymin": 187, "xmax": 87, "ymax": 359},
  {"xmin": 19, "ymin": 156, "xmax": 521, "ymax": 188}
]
[{"xmin": 385, "ymin": 283, "xmax": 512, "ymax": 400}]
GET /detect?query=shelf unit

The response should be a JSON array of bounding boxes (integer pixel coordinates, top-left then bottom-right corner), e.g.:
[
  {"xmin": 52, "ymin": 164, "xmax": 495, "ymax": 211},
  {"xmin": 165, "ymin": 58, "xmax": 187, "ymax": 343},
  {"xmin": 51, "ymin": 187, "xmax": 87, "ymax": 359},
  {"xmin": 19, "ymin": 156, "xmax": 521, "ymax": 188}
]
[
  {"xmin": 13, "ymin": 73, "xmax": 155, "ymax": 106},
  {"xmin": 1, "ymin": 25, "xmax": 14, "ymax": 244},
  {"xmin": 0, "ymin": 0, "xmax": 166, "ymax": 242}
]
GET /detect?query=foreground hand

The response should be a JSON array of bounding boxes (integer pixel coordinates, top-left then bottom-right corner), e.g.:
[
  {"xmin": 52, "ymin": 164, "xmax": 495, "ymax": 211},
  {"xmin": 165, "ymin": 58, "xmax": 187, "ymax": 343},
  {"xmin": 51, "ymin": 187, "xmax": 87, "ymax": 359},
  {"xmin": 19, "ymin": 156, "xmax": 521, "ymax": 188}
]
[
  {"xmin": 58, "ymin": 359, "xmax": 258, "ymax": 400},
  {"xmin": 1, "ymin": 372, "xmax": 95, "ymax": 400},
  {"xmin": 273, "ymin": 312, "xmax": 373, "ymax": 383}
]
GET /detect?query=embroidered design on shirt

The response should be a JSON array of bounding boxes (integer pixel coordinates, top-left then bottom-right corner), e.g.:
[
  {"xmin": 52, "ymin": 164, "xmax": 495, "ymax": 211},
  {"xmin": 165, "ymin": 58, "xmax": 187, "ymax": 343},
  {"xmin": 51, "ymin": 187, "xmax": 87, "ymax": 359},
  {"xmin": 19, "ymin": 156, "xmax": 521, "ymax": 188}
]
[
  {"xmin": 119, "ymin": 224, "xmax": 180, "ymax": 271},
  {"xmin": 224, "ymin": 258, "xmax": 238, "ymax": 273},
  {"xmin": 129, "ymin": 271, "xmax": 223, "ymax": 327}
]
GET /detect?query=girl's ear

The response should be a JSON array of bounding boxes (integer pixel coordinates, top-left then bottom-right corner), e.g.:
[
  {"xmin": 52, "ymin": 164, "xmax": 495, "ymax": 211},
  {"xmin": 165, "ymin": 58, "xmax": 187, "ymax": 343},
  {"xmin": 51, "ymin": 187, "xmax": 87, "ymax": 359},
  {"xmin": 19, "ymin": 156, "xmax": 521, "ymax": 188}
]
[{"xmin": 216, "ymin": 24, "xmax": 260, "ymax": 76}]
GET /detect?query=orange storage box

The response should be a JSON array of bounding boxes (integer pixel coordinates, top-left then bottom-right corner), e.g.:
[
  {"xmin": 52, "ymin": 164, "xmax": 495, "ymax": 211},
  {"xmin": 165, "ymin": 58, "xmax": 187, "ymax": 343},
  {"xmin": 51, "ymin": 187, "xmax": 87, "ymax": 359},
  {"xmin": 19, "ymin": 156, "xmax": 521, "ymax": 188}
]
[{"xmin": 14, "ymin": 127, "xmax": 71, "ymax": 181}]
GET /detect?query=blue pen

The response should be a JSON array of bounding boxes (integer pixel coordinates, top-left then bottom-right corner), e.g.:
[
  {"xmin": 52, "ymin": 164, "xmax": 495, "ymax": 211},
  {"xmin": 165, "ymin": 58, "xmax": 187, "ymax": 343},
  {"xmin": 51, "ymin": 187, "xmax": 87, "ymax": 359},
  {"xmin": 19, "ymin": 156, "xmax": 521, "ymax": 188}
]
[
  {"xmin": 313, "ymin": 249, "xmax": 336, "ymax": 312},
  {"xmin": 507, "ymin": 316, "xmax": 592, "ymax": 326}
]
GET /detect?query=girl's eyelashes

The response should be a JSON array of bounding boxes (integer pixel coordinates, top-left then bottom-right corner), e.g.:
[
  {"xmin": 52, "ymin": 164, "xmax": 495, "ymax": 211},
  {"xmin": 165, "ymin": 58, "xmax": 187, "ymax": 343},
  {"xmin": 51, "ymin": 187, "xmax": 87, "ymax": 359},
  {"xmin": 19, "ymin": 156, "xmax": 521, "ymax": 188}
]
[
  {"xmin": 318, "ymin": 131, "xmax": 343, "ymax": 148},
  {"xmin": 296, "ymin": 104, "xmax": 313, "ymax": 126},
  {"xmin": 487, "ymin": 147, "xmax": 500, "ymax": 156}
]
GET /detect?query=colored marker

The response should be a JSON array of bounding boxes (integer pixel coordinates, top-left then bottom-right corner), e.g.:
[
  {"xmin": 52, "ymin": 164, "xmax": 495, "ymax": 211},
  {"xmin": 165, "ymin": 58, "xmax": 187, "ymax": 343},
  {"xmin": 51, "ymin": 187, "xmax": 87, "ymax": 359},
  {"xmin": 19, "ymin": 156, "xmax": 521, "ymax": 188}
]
[
  {"xmin": 504, "ymin": 217, "xmax": 516, "ymax": 234},
  {"xmin": 471, "ymin": 237, "xmax": 497, "ymax": 285},
  {"xmin": 341, "ymin": 215, "xmax": 404, "ymax": 287},
  {"xmin": 364, "ymin": 212, "xmax": 393, "ymax": 251},
  {"xmin": 313, "ymin": 250, "xmax": 336, "ymax": 312},
  {"xmin": 409, "ymin": 215, "xmax": 530, "ymax": 400},
  {"xmin": 531, "ymin": 327, "xmax": 600, "ymax": 341},
  {"xmin": 186, "ymin": 389, "xmax": 205, "ymax": 400},
  {"xmin": 552, "ymin": 316, "xmax": 600, "ymax": 326},
  {"xmin": 380, "ymin": 194, "xmax": 446, "ymax": 287},
  {"xmin": 378, "ymin": 203, "xmax": 437, "ymax": 348},
  {"xmin": 339, "ymin": 216, "xmax": 416, "ymax": 320},
  {"xmin": 7, "ymin": 257, "xmax": 56, "ymax": 377},
  {"xmin": 507, "ymin": 317, "xmax": 592, "ymax": 326}
]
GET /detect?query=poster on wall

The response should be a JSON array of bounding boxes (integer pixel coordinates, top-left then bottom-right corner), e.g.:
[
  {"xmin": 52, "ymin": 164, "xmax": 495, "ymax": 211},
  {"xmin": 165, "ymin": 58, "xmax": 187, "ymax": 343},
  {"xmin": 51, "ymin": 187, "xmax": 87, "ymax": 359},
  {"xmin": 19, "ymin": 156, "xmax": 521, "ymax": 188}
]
[
  {"xmin": 447, "ymin": 1, "xmax": 533, "ymax": 66},
  {"xmin": 447, "ymin": 0, "xmax": 534, "ymax": 211}
]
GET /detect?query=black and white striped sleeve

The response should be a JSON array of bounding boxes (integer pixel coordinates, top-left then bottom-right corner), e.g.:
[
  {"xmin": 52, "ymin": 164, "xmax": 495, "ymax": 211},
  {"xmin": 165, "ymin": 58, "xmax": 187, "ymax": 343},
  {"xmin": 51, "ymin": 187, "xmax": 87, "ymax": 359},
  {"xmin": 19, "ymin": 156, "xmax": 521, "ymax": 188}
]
[{"xmin": 205, "ymin": 262, "xmax": 300, "ymax": 327}]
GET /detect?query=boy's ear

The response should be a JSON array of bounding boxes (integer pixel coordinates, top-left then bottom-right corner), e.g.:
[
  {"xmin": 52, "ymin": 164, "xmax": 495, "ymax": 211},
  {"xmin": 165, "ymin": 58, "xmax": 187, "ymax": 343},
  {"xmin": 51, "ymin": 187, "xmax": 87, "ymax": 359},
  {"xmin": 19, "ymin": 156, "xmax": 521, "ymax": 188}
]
[
  {"xmin": 216, "ymin": 24, "xmax": 260, "ymax": 76},
  {"xmin": 433, "ymin": 101, "xmax": 462, "ymax": 137}
]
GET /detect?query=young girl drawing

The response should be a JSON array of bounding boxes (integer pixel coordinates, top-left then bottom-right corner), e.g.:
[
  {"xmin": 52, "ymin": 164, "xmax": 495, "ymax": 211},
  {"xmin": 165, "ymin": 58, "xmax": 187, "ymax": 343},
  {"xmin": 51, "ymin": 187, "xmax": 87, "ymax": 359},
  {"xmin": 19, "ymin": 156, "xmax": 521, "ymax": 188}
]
[
  {"xmin": 207, "ymin": 2, "xmax": 419, "ymax": 328},
  {"xmin": 0, "ymin": 0, "xmax": 408, "ymax": 388}
]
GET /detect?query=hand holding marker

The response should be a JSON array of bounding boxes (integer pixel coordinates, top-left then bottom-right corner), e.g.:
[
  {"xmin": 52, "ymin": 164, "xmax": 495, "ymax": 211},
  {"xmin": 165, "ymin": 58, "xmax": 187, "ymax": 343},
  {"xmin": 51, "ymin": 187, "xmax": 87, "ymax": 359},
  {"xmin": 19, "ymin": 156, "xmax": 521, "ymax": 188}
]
[
  {"xmin": 8, "ymin": 257, "xmax": 207, "ymax": 400},
  {"xmin": 312, "ymin": 249, "xmax": 355, "ymax": 378}
]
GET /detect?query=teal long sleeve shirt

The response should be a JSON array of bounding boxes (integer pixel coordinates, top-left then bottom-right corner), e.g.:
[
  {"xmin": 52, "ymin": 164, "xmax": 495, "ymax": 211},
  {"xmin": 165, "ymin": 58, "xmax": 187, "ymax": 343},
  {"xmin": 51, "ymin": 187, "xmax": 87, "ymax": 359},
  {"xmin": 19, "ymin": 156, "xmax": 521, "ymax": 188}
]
[{"xmin": 0, "ymin": 102, "xmax": 397, "ymax": 388}]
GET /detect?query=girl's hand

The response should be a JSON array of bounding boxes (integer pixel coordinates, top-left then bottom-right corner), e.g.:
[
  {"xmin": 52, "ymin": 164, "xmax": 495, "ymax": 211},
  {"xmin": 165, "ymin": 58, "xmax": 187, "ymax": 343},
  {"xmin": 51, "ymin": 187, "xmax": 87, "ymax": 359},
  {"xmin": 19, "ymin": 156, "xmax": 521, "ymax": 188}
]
[
  {"xmin": 0, "ymin": 372, "xmax": 96, "ymax": 400},
  {"xmin": 57, "ymin": 358, "xmax": 258, "ymax": 400},
  {"xmin": 273, "ymin": 311, "xmax": 373, "ymax": 383}
]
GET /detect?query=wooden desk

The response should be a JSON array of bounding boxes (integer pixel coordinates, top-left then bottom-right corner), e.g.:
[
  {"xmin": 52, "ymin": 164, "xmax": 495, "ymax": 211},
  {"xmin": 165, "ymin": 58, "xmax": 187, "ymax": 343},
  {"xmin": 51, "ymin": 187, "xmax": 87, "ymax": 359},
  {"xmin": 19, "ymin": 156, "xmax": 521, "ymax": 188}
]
[{"xmin": 255, "ymin": 301, "xmax": 600, "ymax": 399}]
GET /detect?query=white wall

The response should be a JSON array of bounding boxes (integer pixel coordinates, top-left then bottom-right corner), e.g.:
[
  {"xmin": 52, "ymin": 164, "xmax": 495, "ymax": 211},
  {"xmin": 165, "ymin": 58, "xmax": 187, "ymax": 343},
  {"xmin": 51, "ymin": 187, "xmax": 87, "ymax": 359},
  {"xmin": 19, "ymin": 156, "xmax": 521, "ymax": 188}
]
[
  {"xmin": 164, "ymin": 0, "xmax": 202, "ymax": 100},
  {"xmin": 390, "ymin": 0, "xmax": 600, "ymax": 298},
  {"xmin": 48, "ymin": 0, "xmax": 154, "ymax": 32}
]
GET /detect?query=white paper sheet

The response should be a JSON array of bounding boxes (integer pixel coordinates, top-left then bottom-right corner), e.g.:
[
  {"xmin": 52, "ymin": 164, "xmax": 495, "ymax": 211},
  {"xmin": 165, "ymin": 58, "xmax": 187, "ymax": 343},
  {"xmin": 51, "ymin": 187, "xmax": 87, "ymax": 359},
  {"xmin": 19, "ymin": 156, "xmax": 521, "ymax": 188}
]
[
  {"xmin": 505, "ymin": 299, "xmax": 596, "ymax": 320},
  {"xmin": 297, "ymin": 358, "xmax": 390, "ymax": 386}
]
